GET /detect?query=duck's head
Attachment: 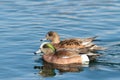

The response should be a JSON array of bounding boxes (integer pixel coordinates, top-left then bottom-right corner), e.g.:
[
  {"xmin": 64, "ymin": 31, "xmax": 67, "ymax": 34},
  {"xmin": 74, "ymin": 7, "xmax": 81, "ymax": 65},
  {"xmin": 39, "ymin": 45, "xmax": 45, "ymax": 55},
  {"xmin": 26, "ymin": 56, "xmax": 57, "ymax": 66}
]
[
  {"xmin": 34, "ymin": 42, "xmax": 56, "ymax": 55},
  {"xmin": 41, "ymin": 31, "xmax": 60, "ymax": 43}
]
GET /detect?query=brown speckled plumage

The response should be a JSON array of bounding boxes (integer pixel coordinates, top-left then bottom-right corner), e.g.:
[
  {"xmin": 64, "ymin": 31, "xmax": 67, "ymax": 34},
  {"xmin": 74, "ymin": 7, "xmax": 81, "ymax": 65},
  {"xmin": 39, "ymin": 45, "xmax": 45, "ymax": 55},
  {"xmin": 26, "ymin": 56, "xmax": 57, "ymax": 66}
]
[
  {"xmin": 56, "ymin": 39, "xmax": 85, "ymax": 49},
  {"xmin": 43, "ymin": 31, "xmax": 105, "ymax": 51}
]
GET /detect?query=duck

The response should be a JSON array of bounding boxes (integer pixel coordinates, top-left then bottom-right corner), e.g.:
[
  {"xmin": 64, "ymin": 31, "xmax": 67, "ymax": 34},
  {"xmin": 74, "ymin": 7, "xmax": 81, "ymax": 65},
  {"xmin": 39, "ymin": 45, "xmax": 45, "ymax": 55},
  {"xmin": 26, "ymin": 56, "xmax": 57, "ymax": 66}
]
[
  {"xmin": 34, "ymin": 42, "xmax": 100, "ymax": 65},
  {"xmin": 41, "ymin": 31, "xmax": 105, "ymax": 51}
]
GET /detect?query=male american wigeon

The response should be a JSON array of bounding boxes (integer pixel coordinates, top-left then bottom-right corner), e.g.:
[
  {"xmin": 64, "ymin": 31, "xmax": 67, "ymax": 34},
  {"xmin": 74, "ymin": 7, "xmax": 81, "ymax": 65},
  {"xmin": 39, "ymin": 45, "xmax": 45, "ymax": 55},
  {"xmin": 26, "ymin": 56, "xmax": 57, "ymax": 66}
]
[
  {"xmin": 41, "ymin": 31, "xmax": 105, "ymax": 51},
  {"xmin": 35, "ymin": 42, "xmax": 100, "ymax": 65}
]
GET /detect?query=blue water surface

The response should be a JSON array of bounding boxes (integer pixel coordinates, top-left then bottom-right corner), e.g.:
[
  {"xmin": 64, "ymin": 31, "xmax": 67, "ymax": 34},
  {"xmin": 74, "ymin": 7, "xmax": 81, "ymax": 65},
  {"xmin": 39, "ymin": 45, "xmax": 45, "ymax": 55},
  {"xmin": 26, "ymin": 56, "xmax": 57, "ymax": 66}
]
[{"xmin": 0, "ymin": 0, "xmax": 120, "ymax": 80}]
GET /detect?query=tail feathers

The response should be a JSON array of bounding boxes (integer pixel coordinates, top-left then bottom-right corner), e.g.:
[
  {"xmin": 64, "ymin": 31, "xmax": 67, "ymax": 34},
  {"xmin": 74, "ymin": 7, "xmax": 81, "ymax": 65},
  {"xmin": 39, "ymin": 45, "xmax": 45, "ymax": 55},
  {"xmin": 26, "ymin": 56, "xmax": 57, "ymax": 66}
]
[
  {"xmin": 87, "ymin": 52, "xmax": 101, "ymax": 56},
  {"xmin": 76, "ymin": 36, "xmax": 98, "ymax": 43},
  {"xmin": 90, "ymin": 45, "xmax": 106, "ymax": 51},
  {"xmin": 83, "ymin": 42, "xmax": 94, "ymax": 47},
  {"xmin": 81, "ymin": 36, "xmax": 98, "ymax": 45},
  {"xmin": 83, "ymin": 36, "xmax": 98, "ymax": 42},
  {"xmin": 87, "ymin": 36, "xmax": 98, "ymax": 41},
  {"xmin": 82, "ymin": 41, "xmax": 92, "ymax": 46},
  {"xmin": 81, "ymin": 41, "xmax": 106, "ymax": 51}
]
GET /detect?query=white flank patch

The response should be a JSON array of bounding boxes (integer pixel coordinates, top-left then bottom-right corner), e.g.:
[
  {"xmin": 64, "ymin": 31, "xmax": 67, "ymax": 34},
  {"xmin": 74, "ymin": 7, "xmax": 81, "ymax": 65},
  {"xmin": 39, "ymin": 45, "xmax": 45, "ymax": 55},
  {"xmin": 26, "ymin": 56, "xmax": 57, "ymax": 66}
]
[{"xmin": 81, "ymin": 54, "xmax": 90, "ymax": 65}]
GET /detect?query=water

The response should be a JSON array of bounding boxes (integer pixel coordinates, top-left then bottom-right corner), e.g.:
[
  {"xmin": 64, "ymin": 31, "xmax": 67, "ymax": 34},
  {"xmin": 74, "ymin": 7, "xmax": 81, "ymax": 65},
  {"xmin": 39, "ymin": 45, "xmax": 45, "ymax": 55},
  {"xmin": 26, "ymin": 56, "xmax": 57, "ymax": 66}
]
[{"xmin": 0, "ymin": 0, "xmax": 120, "ymax": 80}]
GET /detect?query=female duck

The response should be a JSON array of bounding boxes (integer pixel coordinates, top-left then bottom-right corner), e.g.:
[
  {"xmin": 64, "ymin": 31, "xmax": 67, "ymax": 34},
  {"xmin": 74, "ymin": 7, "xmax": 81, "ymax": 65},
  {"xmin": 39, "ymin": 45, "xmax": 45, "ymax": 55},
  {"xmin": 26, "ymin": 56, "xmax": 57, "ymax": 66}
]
[
  {"xmin": 41, "ymin": 31, "xmax": 105, "ymax": 51},
  {"xmin": 35, "ymin": 42, "xmax": 100, "ymax": 65}
]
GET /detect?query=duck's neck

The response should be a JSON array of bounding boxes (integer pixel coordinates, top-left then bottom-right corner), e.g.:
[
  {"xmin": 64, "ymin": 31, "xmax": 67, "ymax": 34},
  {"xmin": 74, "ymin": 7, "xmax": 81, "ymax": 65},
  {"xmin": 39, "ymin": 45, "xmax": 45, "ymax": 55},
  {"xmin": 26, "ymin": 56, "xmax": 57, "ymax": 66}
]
[
  {"xmin": 52, "ymin": 36, "xmax": 60, "ymax": 44},
  {"xmin": 45, "ymin": 49, "xmax": 55, "ymax": 55},
  {"xmin": 44, "ymin": 45, "xmax": 56, "ymax": 55},
  {"xmin": 45, "ymin": 50, "xmax": 55, "ymax": 55}
]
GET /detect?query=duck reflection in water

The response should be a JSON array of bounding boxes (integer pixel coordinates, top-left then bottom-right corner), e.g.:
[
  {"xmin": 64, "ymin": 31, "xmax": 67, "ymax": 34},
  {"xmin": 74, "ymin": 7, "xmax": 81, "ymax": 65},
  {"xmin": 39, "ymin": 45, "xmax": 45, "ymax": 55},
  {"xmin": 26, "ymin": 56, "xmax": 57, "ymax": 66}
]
[
  {"xmin": 34, "ymin": 61, "xmax": 86, "ymax": 77},
  {"xmin": 35, "ymin": 59, "xmax": 120, "ymax": 77}
]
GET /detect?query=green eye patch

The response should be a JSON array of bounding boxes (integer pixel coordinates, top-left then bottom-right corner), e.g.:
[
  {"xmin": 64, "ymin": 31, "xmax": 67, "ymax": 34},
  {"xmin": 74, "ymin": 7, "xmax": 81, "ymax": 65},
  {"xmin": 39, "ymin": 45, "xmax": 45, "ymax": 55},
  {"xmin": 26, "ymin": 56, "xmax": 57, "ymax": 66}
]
[{"xmin": 46, "ymin": 43, "xmax": 55, "ymax": 51}]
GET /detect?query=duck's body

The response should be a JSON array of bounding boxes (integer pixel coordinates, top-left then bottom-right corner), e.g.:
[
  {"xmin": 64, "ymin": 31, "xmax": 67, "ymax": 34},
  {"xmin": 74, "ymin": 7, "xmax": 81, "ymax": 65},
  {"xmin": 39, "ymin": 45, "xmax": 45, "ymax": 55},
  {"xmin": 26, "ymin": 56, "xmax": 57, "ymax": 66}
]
[
  {"xmin": 41, "ymin": 31, "xmax": 105, "ymax": 51},
  {"xmin": 43, "ymin": 54, "xmax": 84, "ymax": 65},
  {"xmin": 53, "ymin": 39, "xmax": 88, "ymax": 49},
  {"xmin": 35, "ymin": 43, "xmax": 100, "ymax": 65}
]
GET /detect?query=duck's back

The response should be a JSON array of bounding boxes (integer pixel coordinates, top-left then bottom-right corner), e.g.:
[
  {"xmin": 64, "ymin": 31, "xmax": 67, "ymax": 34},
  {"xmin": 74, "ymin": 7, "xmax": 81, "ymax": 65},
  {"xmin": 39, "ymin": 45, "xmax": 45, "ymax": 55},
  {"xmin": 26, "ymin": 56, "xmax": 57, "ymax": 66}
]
[{"xmin": 53, "ymin": 39, "xmax": 90, "ymax": 49}]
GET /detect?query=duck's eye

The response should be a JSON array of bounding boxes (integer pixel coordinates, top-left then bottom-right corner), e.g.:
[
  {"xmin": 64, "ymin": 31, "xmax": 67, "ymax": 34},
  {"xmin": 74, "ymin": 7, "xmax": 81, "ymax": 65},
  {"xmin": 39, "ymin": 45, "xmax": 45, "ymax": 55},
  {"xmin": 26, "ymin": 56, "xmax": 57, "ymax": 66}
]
[
  {"xmin": 48, "ymin": 32, "xmax": 53, "ymax": 36},
  {"xmin": 43, "ymin": 44, "xmax": 48, "ymax": 48}
]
